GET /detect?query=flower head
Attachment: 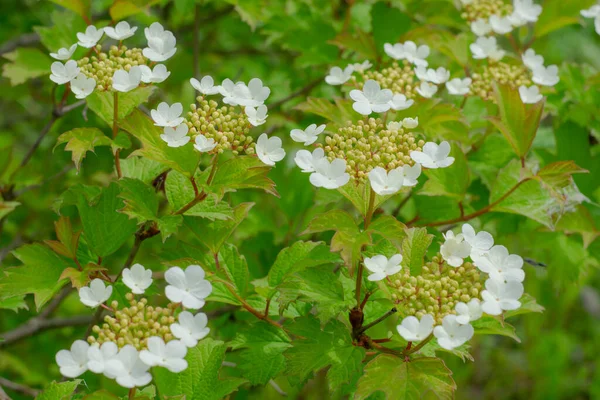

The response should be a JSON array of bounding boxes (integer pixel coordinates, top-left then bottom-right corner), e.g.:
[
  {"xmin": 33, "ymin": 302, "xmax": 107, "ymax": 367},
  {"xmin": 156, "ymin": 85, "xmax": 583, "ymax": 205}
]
[
  {"xmin": 396, "ymin": 314, "xmax": 434, "ymax": 342},
  {"xmin": 122, "ymin": 263, "xmax": 153, "ymax": 294},
  {"xmin": 165, "ymin": 265, "xmax": 212, "ymax": 309},
  {"xmin": 161, "ymin": 124, "xmax": 190, "ymax": 148},
  {"xmin": 513, "ymin": 0, "xmax": 543, "ymax": 22},
  {"xmin": 416, "ymin": 81, "xmax": 438, "ymax": 98},
  {"xmin": 71, "ymin": 73, "xmax": 96, "ymax": 99},
  {"xmin": 87, "ymin": 341, "xmax": 118, "ymax": 375},
  {"xmin": 190, "ymin": 75, "xmax": 219, "ymax": 95},
  {"xmin": 440, "ymin": 231, "xmax": 471, "ymax": 267},
  {"xmin": 455, "ymin": 299, "xmax": 483, "ymax": 325},
  {"xmin": 433, "ymin": 314, "xmax": 474, "ymax": 350},
  {"xmin": 532, "ymin": 65, "xmax": 559, "ymax": 86},
  {"xmin": 461, "ymin": 223, "xmax": 493, "ymax": 257},
  {"xmin": 489, "ymin": 14, "xmax": 513, "ymax": 34},
  {"xmin": 193, "ymin": 135, "xmax": 217, "ymax": 153},
  {"xmin": 522, "ymin": 48, "xmax": 544, "ymax": 70},
  {"xmin": 50, "ymin": 44, "xmax": 77, "ymax": 60},
  {"xmin": 143, "ymin": 28, "xmax": 177, "ymax": 62},
  {"xmin": 104, "ymin": 21, "xmax": 138, "ymax": 41},
  {"xmin": 368, "ymin": 164, "xmax": 421, "ymax": 195},
  {"xmin": 105, "ymin": 345, "xmax": 152, "ymax": 388},
  {"xmin": 417, "ymin": 67, "xmax": 450, "ymax": 84},
  {"xmin": 309, "ymin": 158, "xmax": 350, "ymax": 189},
  {"xmin": 230, "ymin": 78, "xmax": 270, "ymax": 107},
  {"xmin": 349, "ymin": 60, "xmax": 372, "ymax": 72},
  {"xmin": 470, "ymin": 36, "xmax": 505, "ymax": 61},
  {"xmin": 50, "ymin": 60, "xmax": 79, "ymax": 85},
  {"xmin": 294, "ymin": 148, "xmax": 326, "ymax": 173},
  {"xmin": 256, "ymin": 133, "xmax": 285, "ymax": 166},
  {"xmin": 170, "ymin": 311, "xmax": 210, "ymax": 348},
  {"xmin": 364, "ymin": 254, "xmax": 403, "ymax": 281},
  {"xmin": 56, "ymin": 340, "xmax": 89, "ymax": 378},
  {"xmin": 77, "ymin": 25, "xmax": 104, "ymax": 48},
  {"xmin": 325, "ymin": 65, "xmax": 354, "ymax": 85},
  {"xmin": 384, "ymin": 41, "xmax": 429, "ymax": 66},
  {"xmin": 151, "ymin": 102, "xmax": 184, "ymax": 127},
  {"xmin": 446, "ymin": 77, "xmax": 472, "ymax": 95},
  {"xmin": 389, "ymin": 94, "xmax": 414, "ymax": 111},
  {"xmin": 349, "ymin": 80, "xmax": 393, "ymax": 115},
  {"xmin": 472, "ymin": 245, "xmax": 525, "ymax": 283},
  {"xmin": 139, "ymin": 337, "xmax": 188, "ymax": 373},
  {"xmin": 112, "ymin": 66, "xmax": 142, "ymax": 92},
  {"xmin": 245, "ymin": 105, "xmax": 268, "ymax": 126},
  {"xmin": 410, "ymin": 141, "xmax": 454, "ymax": 169},
  {"xmin": 519, "ymin": 85, "xmax": 543, "ymax": 104},
  {"xmin": 480, "ymin": 278, "xmax": 524, "ymax": 315},
  {"xmin": 471, "ymin": 19, "xmax": 492, "ymax": 36},
  {"xmin": 290, "ymin": 124, "xmax": 326, "ymax": 146},
  {"xmin": 139, "ymin": 64, "xmax": 170, "ymax": 83},
  {"xmin": 581, "ymin": 5, "xmax": 600, "ymax": 18},
  {"xmin": 79, "ymin": 279, "xmax": 113, "ymax": 308},
  {"xmin": 402, "ymin": 117, "xmax": 419, "ymax": 129}
]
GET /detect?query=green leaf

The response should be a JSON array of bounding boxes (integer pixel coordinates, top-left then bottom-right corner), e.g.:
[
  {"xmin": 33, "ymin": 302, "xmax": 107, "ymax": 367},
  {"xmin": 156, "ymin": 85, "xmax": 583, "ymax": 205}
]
[
  {"xmin": 229, "ymin": 322, "xmax": 292, "ymax": 385},
  {"xmin": 2, "ymin": 48, "xmax": 52, "ymax": 85},
  {"xmin": 0, "ymin": 201, "xmax": 20, "ymax": 219},
  {"xmin": 536, "ymin": 160, "xmax": 588, "ymax": 190},
  {"xmin": 371, "ymin": 2, "xmax": 411, "ymax": 52},
  {"xmin": 367, "ymin": 215, "xmax": 407, "ymax": 250},
  {"xmin": 82, "ymin": 390, "xmax": 120, "ymax": 399},
  {"xmin": 55, "ymin": 128, "xmax": 112, "ymax": 171},
  {"xmin": 420, "ymin": 144, "xmax": 470, "ymax": 200},
  {"xmin": 86, "ymin": 87, "xmax": 156, "ymax": 127},
  {"xmin": 534, "ymin": 0, "xmax": 596, "ymax": 38},
  {"xmin": 154, "ymin": 338, "xmax": 246, "ymax": 400},
  {"xmin": 34, "ymin": 10, "xmax": 87, "ymax": 52},
  {"xmin": 295, "ymin": 97, "xmax": 359, "ymax": 129},
  {"xmin": 504, "ymin": 293, "xmax": 545, "ymax": 318},
  {"xmin": 207, "ymin": 156, "xmax": 278, "ymax": 198},
  {"xmin": 0, "ymin": 295, "xmax": 29, "ymax": 312},
  {"xmin": 329, "ymin": 30, "xmax": 378, "ymax": 60},
  {"xmin": 355, "ymin": 356, "xmax": 456, "ymax": 400},
  {"xmin": 109, "ymin": 0, "xmax": 160, "ymax": 21},
  {"xmin": 49, "ymin": 0, "xmax": 90, "ymax": 19},
  {"xmin": 401, "ymin": 227, "xmax": 433, "ymax": 276},
  {"xmin": 36, "ymin": 379, "xmax": 81, "ymax": 400},
  {"xmin": 120, "ymin": 157, "xmax": 169, "ymax": 185},
  {"xmin": 118, "ymin": 178, "xmax": 159, "ymax": 223},
  {"xmin": 218, "ymin": 243, "xmax": 249, "ymax": 296},
  {"xmin": 472, "ymin": 316, "xmax": 520, "ymax": 342}
]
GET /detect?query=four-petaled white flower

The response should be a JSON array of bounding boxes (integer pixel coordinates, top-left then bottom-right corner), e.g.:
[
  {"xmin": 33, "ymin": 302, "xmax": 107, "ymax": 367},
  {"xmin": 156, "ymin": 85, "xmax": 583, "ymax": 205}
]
[
  {"xmin": 309, "ymin": 158, "xmax": 350, "ymax": 189},
  {"xmin": 349, "ymin": 60, "xmax": 372, "ymax": 72},
  {"xmin": 290, "ymin": 124, "xmax": 326, "ymax": 146},
  {"xmin": 218, "ymin": 78, "xmax": 239, "ymax": 100},
  {"xmin": 122, "ymin": 263, "xmax": 153, "ymax": 294},
  {"xmin": 433, "ymin": 314, "xmax": 474, "ymax": 350},
  {"xmin": 446, "ymin": 77, "xmax": 472, "ymax": 95},
  {"xmin": 384, "ymin": 41, "xmax": 430, "ymax": 66},
  {"xmin": 401, "ymin": 163, "xmax": 421, "ymax": 186},
  {"xmin": 143, "ymin": 23, "xmax": 177, "ymax": 62},
  {"xmin": 160, "ymin": 124, "xmax": 190, "ymax": 148},
  {"xmin": 56, "ymin": 340, "xmax": 90, "ymax": 378},
  {"xmin": 79, "ymin": 279, "xmax": 113, "ymax": 308},
  {"xmin": 364, "ymin": 254, "xmax": 403, "ymax": 281},
  {"xmin": 455, "ymin": 299, "xmax": 483, "ymax": 325},
  {"xmin": 70, "ymin": 73, "xmax": 96, "ymax": 99},
  {"xmin": 410, "ymin": 141, "xmax": 455, "ymax": 169},
  {"xmin": 416, "ymin": 81, "xmax": 438, "ymax": 98},
  {"xmin": 105, "ymin": 345, "xmax": 152, "ymax": 388},
  {"xmin": 489, "ymin": 14, "xmax": 513, "ymax": 34},
  {"xmin": 50, "ymin": 44, "xmax": 77, "ymax": 60},
  {"xmin": 77, "ymin": 26, "xmax": 104, "ymax": 48},
  {"xmin": 471, "ymin": 19, "xmax": 492, "ymax": 36},
  {"xmin": 104, "ymin": 21, "xmax": 138, "ymax": 41},
  {"xmin": 256, "ymin": 133, "xmax": 285, "ymax": 166},
  {"xmin": 245, "ymin": 105, "xmax": 268, "ymax": 126},
  {"xmin": 402, "ymin": 117, "xmax": 419, "ymax": 129},
  {"xmin": 368, "ymin": 167, "xmax": 404, "ymax": 195},
  {"xmin": 139, "ymin": 64, "xmax": 170, "ymax": 83},
  {"xmin": 440, "ymin": 230, "xmax": 471, "ymax": 267},
  {"xmin": 513, "ymin": 0, "xmax": 543, "ymax": 23},
  {"xmin": 87, "ymin": 341, "xmax": 118, "ymax": 375},
  {"xmin": 387, "ymin": 121, "xmax": 402, "ymax": 131},
  {"xmin": 325, "ymin": 65, "xmax": 354, "ymax": 85},
  {"xmin": 581, "ymin": 5, "xmax": 600, "ymax": 19},
  {"xmin": 112, "ymin": 66, "xmax": 141, "ymax": 92},
  {"xmin": 165, "ymin": 265, "xmax": 213, "ymax": 309},
  {"xmin": 389, "ymin": 94, "xmax": 414, "ymax": 111},
  {"xmin": 231, "ymin": 78, "xmax": 270, "ymax": 107},
  {"xmin": 417, "ymin": 66, "xmax": 450, "ymax": 84},
  {"xmin": 522, "ymin": 48, "xmax": 544, "ymax": 70},
  {"xmin": 461, "ymin": 223, "xmax": 493, "ymax": 258},
  {"xmin": 396, "ymin": 314, "xmax": 434, "ymax": 342},
  {"xmin": 294, "ymin": 148, "xmax": 326, "ymax": 173},
  {"xmin": 190, "ymin": 75, "xmax": 219, "ymax": 95},
  {"xmin": 50, "ymin": 60, "xmax": 79, "ymax": 85},
  {"xmin": 508, "ymin": 10, "xmax": 528, "ymax": 27},
  {"xmin": 480, "ymin": 278, "xmax": 524, "ymax": 315},
  {"xmin": 470, "ymin": 36, "xmax": 505, "ymax": 61},
  {"xmin": 350, "ymin": 79, "xmax": 393, "ymax": 115},
  {"xmin": 170, "ymin": 311, "xmax": 210, "ymax": 348},
  {"xmin": 151, "ymin": 102, "xmax": 184, "ymax": 127},
  {"xmin": 532, "ymin": 65, "xmax": 560, "ymax": 86},
  {"xmin": 140, "ymin": 337, "xmax": 188, "ymax": 373},
  {"xmin": 519, "ymin": 85, "xmax": 543, "ymax": 104},
  {"xmin": 193, "ymin": 135, "xmax": 217, "ymax": 153},
  {"xmin": 472, "ymin": 245, "xmax": 525, "ymax": 283}
]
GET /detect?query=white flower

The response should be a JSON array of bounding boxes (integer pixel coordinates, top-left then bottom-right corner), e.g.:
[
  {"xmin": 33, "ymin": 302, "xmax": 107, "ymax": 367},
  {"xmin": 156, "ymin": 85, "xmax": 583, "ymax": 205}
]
[
  {"xmin": 513, "ymin": 0, "xmax": 543, "ymax": 23},
  {"xmin": 290, "ymin": 124, "xmax": 326, "ymax": 145},
  {"xmin": 508, "ymin": 10, "xmax": 528, "ymax": 27},
  {"xmin": 440, "ymin": 231, "xmax": 471, "ymax": 267},
  {"xmin": 144, "ymin": 22, "xmax": 168, "ymax": 41},
  {"xmin": 364, "ymin": 254, "xmax": 403, "ymax": 281},
  {"xmin": 410, "ymin": 141, "xmax": 454, "ymax": 169},
  {"xmin": 349, "ymin": 79, "xmax": 393, "ymax": 115},
  {"xmin": 389, "ymin": 94, "xmax": 414, "ymax": 111},
  {"xmin": 387, "ymin": 121, "xmax": 402, "ymax": 131},
  {"xmin": 416, "ymin": 81, "xmax": 438, "ymax": 98},
  {"xmin": 401, "ymin": 163, "xmax": 422, "ymax": 187},
  {"xmin": 79, "ymin": 279, "xmax": 112, "ymax": 308},
  {"xmin": 471, "ymin": 18, "xmax": 492, "ymax": 36},
  {"xmin": 50, "ymin": 44, "xmax": 77, "ymax": 60},
  {"xmin": 245, "ymin": 105, "xmax": 268, "ymax": 126},
  {"xmin": 522, "ymin": 48, "xmax": 544, "ymax": 70},
  {"xmin": 595, "ymin": 16, "xmax": 600, "ymax": 34},
  {"xmin": 170, "ymin": 311, "xmax": 210, "ymax": 348},
  {"xmin": 349, "ymin": 60, "xmax": 372, "ymax": 72},
  {"xmin": 112, "ymin": 66, "xmax": 141, "ymax": 92},
  {"xmin": 218, "ymin": 78, "xmax": 238, "ymax": 100},
  {"xmin": 143, "ymin": 29, "xmax": 177, "ymax": 62},
  {"xmin": 446, "ymin": 77, "xmax": 472, "ymax": 95},
  {"xmin": 160, "ymin": 124, "xmax": 190, "ymax": 148},
  {"xmin": 489, "ymin": 14, "xmax": 513, "ymax": 34},
  {"xmin": 519, "ymin": 85, "xmax": 543, "ymax": 104},
  {"xmin": 417, "ymin": 67, "xmax": 450, "ymax": 84},
  {"xmin": 294, "ymin": 148, "xmax": 326, "ymax": 173},
  {"xmin": 581, "ymin": 5, "xmax": 600, "ymax": 18},
  {"xmin": 104, "ymin": 21, "xmax": 137, "ymax": 41},
  {"xmin": 50, "ymin": 60, "xmax": 79, "ymax": 85},
  {"xmin": 56, "ymin": 340, "xmax": 89, "ymax": 378},
  {"xmin": 122, "ymin": 263, "xmax": 152, "ymax": 294},
  {"xmin": 309, "ymin": 158, "xmax": 350, "ymax": 189},
  {"xmin": 105, "ymin": 345, "xmax": 152, "ymax": 388},
  {"xmin": 87, "ymin": 341, "xmax": 118, "ymax": 375},
  {"xmin": 190, "ymin": 75, "xmax": 219, "ymax": 95},
  {"xmin": 325, "ymin": 65, "xmax": 354, "ymax": 85},
  {"xmin": 384, "ymin": 42, "xmax": 429, "ymax": 66},
  {"xmin": 396, "ymin": 314, "xmax": 434, "ymax": 342},
  {"xmin": 460, "ymin": 0, "xmax": 474, "ymax": 4},
  {"xmin": 433, "ymin": 315, "xmax": 474, "ymax": 350},
  {"xmin": 139, "ymin": 337, "xmax": 188, "ymax": 373},
  {"xmin": 77, "ymin": 25, "xmax": 104, "ymax": 48},
  {"xmin": 402, "ymin": 117, "xmax": 419, "ymax": 129},
  {"xmin": 139, "ymin": 64, "xmax": 170, "ymax": 83},
  {"xmin": 481, "ymin": 278, "xmax": 524, "ymax": 315},
  {"xmin": 165, "ymin": 265, "xmax": 212, "ymax": 309},
  {"xmin": 70, "ymin": 73, "xmax": 96, "ymax": 99},
  {"xmin": 151, "ymin": 102, "xmax": 184, "ymax": 127},
  {"xmin": 532, "ymin": 65, "xmax": 560, "ymax": 86},
  {"xmin": 461, "ymin": 223, "xmax": 493, "ymax": 257},
  {"xmin": 383, "ymin": 42, "xmax": 404, "ymax": 59},
  {"xmin": 230, "ymin": 78, "xmax": 270, "ymax": 107},
  {"xmin": 470, "ymin": 36, "xmax": 505, "ymax": 61},
  {"xmin": 368, "ymin": 167, "xmax": 403, "ymax": 195},
  {"xmin": 472, "ymin": 245, "xmax": 525, "ymax": 283},
  {"xmin": 193, "ymin": 135, "xmax": 217, "ymax": 153},
  {"xmin": 256, "ymin": 133, "xmax": 285, "ymax": 166},
  {"xmin": 455, "ymin": 299, "xmax": 483, "ymax": 325}
]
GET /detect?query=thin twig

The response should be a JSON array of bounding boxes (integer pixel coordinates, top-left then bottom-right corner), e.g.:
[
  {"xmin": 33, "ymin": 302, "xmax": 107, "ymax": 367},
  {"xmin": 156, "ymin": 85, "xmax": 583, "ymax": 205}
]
[
  {"xmin": 0, "ymin": 377, "xmax": 40, "ymax": 398},
  {"xmin": 0, "ymin": 32, "xmax": 39, "ymax": 55},
  {"xmin": 267, "ymin": 77, "xmax": 324, "ymax": 110},
  {"xmin": 0, "ymin": 315, "xmax": 92, "ymax": 348},
  {"xmin": 356, "ymin": 308, "xmax": 397, "ymax": 336}
]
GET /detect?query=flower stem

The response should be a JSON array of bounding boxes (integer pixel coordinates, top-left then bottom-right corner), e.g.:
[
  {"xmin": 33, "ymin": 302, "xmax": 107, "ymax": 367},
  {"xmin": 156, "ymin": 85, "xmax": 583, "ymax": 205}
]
[
  {"xmin": 173, "ymin": 154, "xmax": 218, "ymax": 215},
  {"xmin": 128, "ymin": 387, "xmax": 136, "ymax": 399},
  {"xmin": 113, "ymin": 91, "xmax": 122, "ymax": 179},
  {"xmin": 403, "ymin": 333, "xmax": 434, "ymax": 356},
  {"xmin": 356, "ymin": 307, "xmax": 397, "ymax": 335},
  {"xmin": 356, "ymin": 188, "xmax": 377, "ymax": 307}
]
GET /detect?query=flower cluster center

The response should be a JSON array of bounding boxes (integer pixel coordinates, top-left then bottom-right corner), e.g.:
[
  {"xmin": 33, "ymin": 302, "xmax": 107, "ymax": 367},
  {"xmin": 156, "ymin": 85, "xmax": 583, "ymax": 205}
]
[{"xmin": 77, "ymin": 45, "xmax": 148, "ymax": 91}]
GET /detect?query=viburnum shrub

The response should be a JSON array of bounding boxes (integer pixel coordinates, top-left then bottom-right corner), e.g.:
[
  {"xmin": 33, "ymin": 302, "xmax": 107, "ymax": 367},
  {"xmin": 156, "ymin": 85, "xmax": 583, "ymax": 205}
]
[{"xmin": 1, "ymin": 0, "xmax": 599, "ymax": 399}]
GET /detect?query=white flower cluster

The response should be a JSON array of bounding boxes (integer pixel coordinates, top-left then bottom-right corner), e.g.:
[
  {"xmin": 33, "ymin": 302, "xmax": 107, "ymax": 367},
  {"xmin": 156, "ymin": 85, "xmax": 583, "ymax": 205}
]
[
  {"xmin": 581, "ymin": 4, "xmax": 600, "ymax": 35},
  {"xmin": 49, "ymin": 22, "xmax": 176, "ymax": 99},
  {"xmin": 518, "ymin": 48, "xmax": 559, "ymax": 104},
  {"xmin": 466, "ymin": 0, "xmax": 542, "ymax": 37},
  {"xmin": 56, "ymin": 264, "xmax": 212, "ymax": 388},
  {"xmin": 395, "ymin": 223, "xmax": 526, "ymax": 350}
]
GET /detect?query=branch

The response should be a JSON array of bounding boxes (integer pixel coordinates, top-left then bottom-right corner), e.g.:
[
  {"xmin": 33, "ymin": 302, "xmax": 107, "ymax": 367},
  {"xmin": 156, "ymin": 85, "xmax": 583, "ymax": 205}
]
[
  {"xmin": 0, "ymin": 377, "xmax": 40, "ymax": 398},
  {"xmin": 0, "ymin": 315, "xmax": 92, "ymax": 348},
  {"xmin": 268, "ymin": 76, "xmax": 324, "ymax": 110},
  {"xmin": 0, "ymin": 32, "xmax": 40, "ymax": 55},
  {"xmin": 356, "ymin": 308, "xmax": 397, "ymax": 336}
]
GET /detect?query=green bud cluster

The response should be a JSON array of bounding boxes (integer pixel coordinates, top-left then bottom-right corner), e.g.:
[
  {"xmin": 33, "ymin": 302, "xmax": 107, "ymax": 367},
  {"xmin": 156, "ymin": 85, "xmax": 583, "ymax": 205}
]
[
  {"xmin": 318, "ymin": 118, "xmax": 424, "ymax": 182},
  {"xmin": 470, "ymin": 62, "xmax": 532, "ymax": 101},
  {"xmin": 357, "ymin": 61, "xmax": 418, "ymax": 99},
  {"xmin": 186, "ymin": 99, "xmax": 255, "ymax": 155},
  {"xmin": 77, "ymin": 45, "xmax": 148, "ymax": 91},
  {"xmin": 387, "ymin": 255, "xmax": 483, "ymax": 325},
  {"xmin": 87, "ymin": 293, "xmax": 177, "ymax": 350},
  {"xmin": 460, "ymin": 0, "xmax": 512, "ymax": 22}
]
